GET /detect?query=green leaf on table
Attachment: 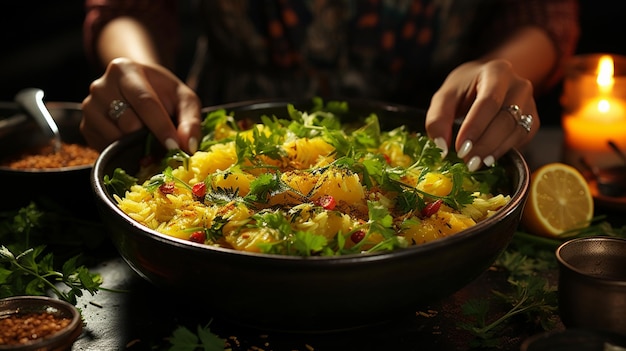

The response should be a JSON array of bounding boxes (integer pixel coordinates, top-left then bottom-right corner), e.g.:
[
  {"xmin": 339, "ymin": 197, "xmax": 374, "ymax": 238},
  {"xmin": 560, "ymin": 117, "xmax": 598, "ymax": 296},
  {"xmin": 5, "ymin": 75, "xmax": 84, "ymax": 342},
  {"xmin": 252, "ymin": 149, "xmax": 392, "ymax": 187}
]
[
  {"xmin": 168, "ymin": 323, "xmax": 225, "ymax": 351},
  {"xmin": 0, "ymin": 244, "xmax": 102, "ymax": 305}
]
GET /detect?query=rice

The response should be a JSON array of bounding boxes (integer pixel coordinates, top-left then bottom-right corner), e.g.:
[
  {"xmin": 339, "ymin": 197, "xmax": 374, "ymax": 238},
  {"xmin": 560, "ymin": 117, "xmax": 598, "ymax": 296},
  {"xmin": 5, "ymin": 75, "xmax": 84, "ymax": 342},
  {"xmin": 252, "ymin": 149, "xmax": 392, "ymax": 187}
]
[{"xmin": 114, "ymin": 104, "xmax": 510, "ymax": 256}]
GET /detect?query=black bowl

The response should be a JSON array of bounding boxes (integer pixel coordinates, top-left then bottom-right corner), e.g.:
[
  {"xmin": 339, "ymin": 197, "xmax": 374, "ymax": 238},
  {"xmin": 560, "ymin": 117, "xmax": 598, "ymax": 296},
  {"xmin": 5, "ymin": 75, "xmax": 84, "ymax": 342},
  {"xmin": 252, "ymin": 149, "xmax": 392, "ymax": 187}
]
[
  {"xmin": 92, "ymin": 99, "xmax": 530, "ymax": 331},
  {"xmin": 0, "ymin": 102, "xmax": 98, "ymax": 218}
]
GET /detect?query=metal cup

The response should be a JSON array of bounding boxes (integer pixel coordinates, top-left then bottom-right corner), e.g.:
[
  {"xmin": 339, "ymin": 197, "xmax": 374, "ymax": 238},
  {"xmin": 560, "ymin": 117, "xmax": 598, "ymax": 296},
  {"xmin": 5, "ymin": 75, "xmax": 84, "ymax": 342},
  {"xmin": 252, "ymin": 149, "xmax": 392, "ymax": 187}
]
[{"xmin": 556, "ymin": 237, "xmax": 626, "ymax": 337}]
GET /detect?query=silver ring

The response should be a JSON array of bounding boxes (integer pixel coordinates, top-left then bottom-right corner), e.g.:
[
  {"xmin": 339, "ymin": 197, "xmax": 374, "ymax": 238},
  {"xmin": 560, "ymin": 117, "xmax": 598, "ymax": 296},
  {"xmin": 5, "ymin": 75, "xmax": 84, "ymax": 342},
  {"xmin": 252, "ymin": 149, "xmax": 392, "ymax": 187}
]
[
  {"xmin": 503, "ymin": 104, "xmax": 522, "ymax": 122},
  {"xmin": 518, "ymin": 114, "xmax": 533, "ymax": 133},
  {"xmin": 503, "ymin": 104, "xmax": 532, "ymax": 133},
  {"xmin": 108, "ymin": 99, "xmax": 128, "ymax": 121}
]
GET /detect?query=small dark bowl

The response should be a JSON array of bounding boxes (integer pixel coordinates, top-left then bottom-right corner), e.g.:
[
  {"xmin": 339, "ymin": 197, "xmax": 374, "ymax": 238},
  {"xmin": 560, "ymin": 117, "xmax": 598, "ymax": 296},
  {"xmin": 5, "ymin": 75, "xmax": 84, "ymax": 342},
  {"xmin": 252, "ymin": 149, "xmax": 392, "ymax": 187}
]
[
  {"xmin": 521, "ymin": 329, "xmax": 626, "ymax": 351},
  {"xmin": 557, "ymin": 236, "xmax": 626, "ymax": 336},
  {"xmin": 92, "ymin": 99, "xmax": 530, "ymax": 331},
  {"xmin": 0, "ymin": 102, "xmax": 98, "ymax": 218},
  {"xmin": 595, "ymin": 165, "xmax": 626, "ymax": 197},
  {"xmin": 0, "ymin": 296, "xmax": 82, "ymax": 351}
]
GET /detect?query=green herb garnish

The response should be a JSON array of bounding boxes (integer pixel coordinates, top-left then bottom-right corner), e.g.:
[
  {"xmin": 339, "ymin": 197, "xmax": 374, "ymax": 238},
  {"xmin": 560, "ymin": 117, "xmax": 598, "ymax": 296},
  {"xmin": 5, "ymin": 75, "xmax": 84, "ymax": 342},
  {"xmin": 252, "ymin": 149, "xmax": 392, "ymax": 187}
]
[
  {"xmin": 0, "ymin": 203, "xmax": 103, "ymax": 305},
  {"xmin": 459, "ymin": 218, "xmax": 626, "ymax": 347}
]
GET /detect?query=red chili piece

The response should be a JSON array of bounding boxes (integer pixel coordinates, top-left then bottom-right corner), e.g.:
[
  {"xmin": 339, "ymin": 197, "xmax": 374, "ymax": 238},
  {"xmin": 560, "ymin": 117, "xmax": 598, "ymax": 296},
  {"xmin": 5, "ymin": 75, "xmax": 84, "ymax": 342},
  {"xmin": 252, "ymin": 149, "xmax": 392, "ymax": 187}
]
[
  {"xmin": 350, "ymin": 230, "xmax": 366, "ymax": 243},
  {"xmin": 192, "ymin": 182, "xmax": 207, "ymax": 198},
  {"xmin": 382, "ymin": 153, "xmax": 391, "ymax": 164},
  {"xmin": 237, "ymin": 118, "xmax": 252, "ymax": 130},
  {"xmin": 421, "ymin": 199, "xmax": 443, "ymax": 217},
  {"xmin": 189, "ymin": 231, "xmax": 206, "ymax": 243},
  {"xmin": 315, "ymin": 195, "xmax": 336, "ymax": 210},
  {"xmin": 159, "ymin": 182, "xmax": 176, "ymax": 195}
]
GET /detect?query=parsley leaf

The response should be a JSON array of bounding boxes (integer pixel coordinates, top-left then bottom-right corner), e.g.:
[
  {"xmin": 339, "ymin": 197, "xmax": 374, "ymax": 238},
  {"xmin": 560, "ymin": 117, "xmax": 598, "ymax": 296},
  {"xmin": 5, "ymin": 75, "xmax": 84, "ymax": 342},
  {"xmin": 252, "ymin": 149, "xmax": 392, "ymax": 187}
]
[
  {"xmin": 168, "ymin": 322, "xmax": 225, "ymax": 351},
  {"xmin": 104, "ymin": 168, "xmax": 138, "ymax": 197},
  {"xmin": 0, "ymin": 203, "xmax": 104, "ymax": 305},
  {"xmin": 0, "ymin": 245, "xmax": 102, "ymax": 305}
]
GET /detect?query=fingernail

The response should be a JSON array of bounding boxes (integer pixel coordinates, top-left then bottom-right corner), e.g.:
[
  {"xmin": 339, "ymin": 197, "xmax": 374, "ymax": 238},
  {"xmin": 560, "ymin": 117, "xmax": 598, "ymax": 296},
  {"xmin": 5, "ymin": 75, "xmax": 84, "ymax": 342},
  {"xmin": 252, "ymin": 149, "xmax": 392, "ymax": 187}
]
[
  {"xmin": 165, "ymin": 138, "xmax": 180, "ymax": 150},
  {"xmin": 457, "ymin": 140, "xmax": 473, "ymax": 158},
  {"xmin": 467, "ymin": 156, "xmax": 482, "ymax": 172},
  {"xmin": 188, "ymin": 137, "xmax": 198, "ymax": 153},
  {"xmin": 433, "ymin": 137, "xmax": 448, "ymax": 158},
  {"xmin": 483, "ymin": 155, "xmax": 495, "ymax": 167}
]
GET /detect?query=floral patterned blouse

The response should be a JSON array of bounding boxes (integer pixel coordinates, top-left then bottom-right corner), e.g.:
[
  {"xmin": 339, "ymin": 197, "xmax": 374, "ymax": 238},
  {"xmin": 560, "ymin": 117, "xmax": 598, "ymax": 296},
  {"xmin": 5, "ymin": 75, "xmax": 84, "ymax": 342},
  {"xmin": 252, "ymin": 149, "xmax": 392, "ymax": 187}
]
[{"xmin": 84, "ymin": 0, "xmax": 579, "ymax": 107}]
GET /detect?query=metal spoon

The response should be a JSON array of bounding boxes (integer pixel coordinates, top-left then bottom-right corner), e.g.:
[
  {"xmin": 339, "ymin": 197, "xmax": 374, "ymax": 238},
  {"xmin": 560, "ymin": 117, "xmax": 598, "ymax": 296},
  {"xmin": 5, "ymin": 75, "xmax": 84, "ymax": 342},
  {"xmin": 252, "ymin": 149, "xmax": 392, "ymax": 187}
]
[
  {"xmin": 596, "ymin": 166, "xmax": 626, "ymax": 197},
  {"xmin": 608, "ymin": 140, "xmax": 626, "ymax": 165},
  {"xmin": 14, "ymin": 88, "xmax": 61, "ymax": 153},
  {"xmin": 579, "ymin": 157, "xmax": 626, "ymax": 197}
]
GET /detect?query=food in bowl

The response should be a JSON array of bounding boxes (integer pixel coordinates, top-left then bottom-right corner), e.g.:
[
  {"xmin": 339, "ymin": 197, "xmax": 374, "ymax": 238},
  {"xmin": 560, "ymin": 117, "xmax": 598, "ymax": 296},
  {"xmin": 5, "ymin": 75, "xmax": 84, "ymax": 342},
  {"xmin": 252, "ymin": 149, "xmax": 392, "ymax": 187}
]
[
  {"xmin": 0, "ymin": 296, "xmax": 82, "ymax": 350},
  {"xmin": 92, "ymin": 99, "xmax": 528, "ymax": 331},
  {"xmin": 0, "ymin": 141, "xmax": 99, "ymax": 170},
  {"xmin": 105, "ymin": 99, "xmax": 510, "ymax": 256},
  {"xmin": 0, "ymin": 311, "xmax": 71, "ymax": 345},
  {"xmin": 0, "ymin": 102, "xmax": 99, "ymax": 218}
]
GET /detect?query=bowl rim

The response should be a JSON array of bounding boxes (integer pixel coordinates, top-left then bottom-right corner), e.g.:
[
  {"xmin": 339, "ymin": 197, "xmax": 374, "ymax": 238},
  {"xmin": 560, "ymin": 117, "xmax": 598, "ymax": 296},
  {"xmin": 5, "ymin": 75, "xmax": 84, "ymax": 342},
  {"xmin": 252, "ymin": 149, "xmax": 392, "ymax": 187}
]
[
  {"xmin": 0, "ymin": 101, "xmax": 93, "ymax": 173},
  {"xmin": 92, "ymin": 98, "xmax": 530, "ymax": 263},
  {"xmin": 556, "ymin": 236, "xmax": 626, "ymax": 285},
  {"xmin": 0, "ymin": 295, "xmax": 82, "ymax": 350}
]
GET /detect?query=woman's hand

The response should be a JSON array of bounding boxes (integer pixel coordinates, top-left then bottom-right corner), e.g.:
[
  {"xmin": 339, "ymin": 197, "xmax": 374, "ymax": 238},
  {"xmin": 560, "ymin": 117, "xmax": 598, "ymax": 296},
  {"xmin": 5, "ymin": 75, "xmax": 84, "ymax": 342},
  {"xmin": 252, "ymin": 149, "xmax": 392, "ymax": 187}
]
[
  {"xmin": 81, "ymin": 57, "xmax": 202, "ymax": 153},
  {"xmin": 425, "ymin": 59, "xmax": 539, "ymax": 171}
]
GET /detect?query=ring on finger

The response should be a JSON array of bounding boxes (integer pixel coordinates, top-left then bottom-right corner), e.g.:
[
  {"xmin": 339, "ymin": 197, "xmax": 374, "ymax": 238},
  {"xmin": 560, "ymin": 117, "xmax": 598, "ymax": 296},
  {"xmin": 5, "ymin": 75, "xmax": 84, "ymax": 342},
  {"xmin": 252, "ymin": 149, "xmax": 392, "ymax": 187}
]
[
  {"xmin": 108, "ymin": 99, "xmax": 128, "ymax": 121},
  {"xmin": 503, "ymin": 104, "xmax": 522, "ymax": 122},
  {"xmin": 503, "ymin": 104, "xmax": 533, "ymax": 133},
  {"xmin": 518, "ymin": 114, "xmax": 533, "ymax": 133}
]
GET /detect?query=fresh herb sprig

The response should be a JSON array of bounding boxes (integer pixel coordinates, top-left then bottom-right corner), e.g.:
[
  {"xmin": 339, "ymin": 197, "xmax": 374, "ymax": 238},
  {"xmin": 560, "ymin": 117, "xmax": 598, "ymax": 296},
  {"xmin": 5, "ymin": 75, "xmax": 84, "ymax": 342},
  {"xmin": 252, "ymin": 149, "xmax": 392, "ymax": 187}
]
[
  {"xmin": 168, "ymin": 321, "xmax": 225, "ymax": 351},
  {"xmin": 0, "ymin": 203, "xmax": 103, "ymax": 305},
  {"xmin": 459, "ymin": 218, "xmax": 626, "ymax": 347},
  {"xmin": 0, "ymin": 245, "xmax": 102, "ymax": 305}
]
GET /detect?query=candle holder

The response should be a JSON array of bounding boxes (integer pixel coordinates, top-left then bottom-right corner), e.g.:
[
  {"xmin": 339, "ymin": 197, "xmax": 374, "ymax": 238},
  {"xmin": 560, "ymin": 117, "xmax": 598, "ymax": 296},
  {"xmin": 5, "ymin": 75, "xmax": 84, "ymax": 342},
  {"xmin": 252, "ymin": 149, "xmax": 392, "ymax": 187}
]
[{"xmin": 561, "ymin": 53, "xmax": 626, "ymax": 173}]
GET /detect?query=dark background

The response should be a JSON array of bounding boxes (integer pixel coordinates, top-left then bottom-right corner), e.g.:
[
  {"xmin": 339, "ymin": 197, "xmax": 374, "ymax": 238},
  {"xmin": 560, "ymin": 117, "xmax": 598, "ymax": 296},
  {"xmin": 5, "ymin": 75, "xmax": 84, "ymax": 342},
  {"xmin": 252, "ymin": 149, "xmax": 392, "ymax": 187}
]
[{"xmin": 1, "ymin": 0, "xmax": 625, "ymax": 127}]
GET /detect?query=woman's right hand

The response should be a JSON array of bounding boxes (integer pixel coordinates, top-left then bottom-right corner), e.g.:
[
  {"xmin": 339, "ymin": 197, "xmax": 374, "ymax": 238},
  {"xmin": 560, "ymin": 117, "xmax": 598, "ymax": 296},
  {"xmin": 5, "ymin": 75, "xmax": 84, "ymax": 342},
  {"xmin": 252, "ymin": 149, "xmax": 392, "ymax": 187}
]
[{"xmin": 81, "ymin": 57, "xmax": 202, "ymax": 153}]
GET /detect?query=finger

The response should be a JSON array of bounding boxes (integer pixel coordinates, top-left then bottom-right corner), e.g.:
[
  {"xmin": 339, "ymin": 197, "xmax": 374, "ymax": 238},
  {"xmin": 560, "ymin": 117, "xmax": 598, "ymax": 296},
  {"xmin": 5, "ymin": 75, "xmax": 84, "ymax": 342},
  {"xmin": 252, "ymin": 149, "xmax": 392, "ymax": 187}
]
[
  {"xmin": 173, "ymin": 86, "xmax": 202, "ymax": 153},
  {"xmin": 471, "ymin": 81, "xmax": 539, "ymax": 165},
  {"xmin": 80, "ymin": 95, "xmax": 123, "ymax": 151},
  {"xmin": 425, "ymin": 92, "xmax": 455, "ymax": 157},
  {"xmin": 112, "ymin": 59, "xmax": 181, "ymax": 150},
  {"xmin": 454, "ymin": 63, "xmax": 513, "ymax": 156},
  {"xmin": 425, "ymin": 89, "xmax": 459, "ymax": 140},
  {"xmin": 113, "ymin": 105, "xmax": 144, "ymax": 134},
  {"xmin": 92, "ymin": 82, "xmax": 144, "ymax": 134},
  {"xmin": 467, "ymin": 108, "xmax": 519, "ymax": 166}
]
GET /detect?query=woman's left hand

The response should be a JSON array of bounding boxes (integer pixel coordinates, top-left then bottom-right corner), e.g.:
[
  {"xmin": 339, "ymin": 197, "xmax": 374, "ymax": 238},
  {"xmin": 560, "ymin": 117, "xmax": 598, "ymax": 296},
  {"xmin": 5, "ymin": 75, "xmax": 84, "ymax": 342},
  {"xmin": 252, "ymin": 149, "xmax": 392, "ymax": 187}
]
[{"xmin": 425, "ymin": 59, "xmax": 539, "ymax": 171}]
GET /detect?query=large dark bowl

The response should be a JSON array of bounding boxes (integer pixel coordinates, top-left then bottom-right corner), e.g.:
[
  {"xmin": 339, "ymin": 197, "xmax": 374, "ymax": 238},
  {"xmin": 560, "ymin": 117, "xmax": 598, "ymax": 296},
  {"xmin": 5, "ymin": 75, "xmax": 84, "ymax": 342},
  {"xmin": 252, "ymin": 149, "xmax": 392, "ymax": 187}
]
[
  {"xmin": 92, "ymin": 99, "xmax": 530, "ymax": 331},
  {"xmin": 0, "ymin": 102, "xmax": 98, "ymax": 218}
]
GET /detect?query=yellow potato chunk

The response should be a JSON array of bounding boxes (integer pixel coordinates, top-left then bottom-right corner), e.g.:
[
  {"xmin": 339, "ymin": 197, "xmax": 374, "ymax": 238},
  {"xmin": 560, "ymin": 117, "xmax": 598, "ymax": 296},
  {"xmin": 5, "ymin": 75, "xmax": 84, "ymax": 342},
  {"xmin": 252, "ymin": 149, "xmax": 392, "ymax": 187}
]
[
  {"xmin": 187, "ymin": 143, "xmax": 237, "ymax": 183},
  {"xmin": 401, "ymin": 209, "xmax": 476, "ymax": 244},
  {"xmin": 211, "ymin": 170, "xmax": 255, "ymax": 196},
  {"xmin": 312, "ymin": 168, "xmax": 365, "ymax": 205},
  {"xmin": 283, "ymin": 137, "xmax": 335, "ymax": 169},
  {"xmin": 416, "ymin": 172, "xmax": 453, "ymax": 197}
]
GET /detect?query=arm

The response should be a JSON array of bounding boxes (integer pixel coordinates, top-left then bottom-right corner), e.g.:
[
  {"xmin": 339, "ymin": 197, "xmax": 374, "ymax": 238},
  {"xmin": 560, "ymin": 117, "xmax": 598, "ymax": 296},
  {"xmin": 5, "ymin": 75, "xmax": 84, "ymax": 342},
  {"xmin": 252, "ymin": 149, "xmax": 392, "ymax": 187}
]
[
  {"xmin": 425, "ymin": 0, "xmax": 579, "ymax": 171},
  {"xmin": 81, "ymin": 0, "xmax": 201, "ymax": 153},
  {"xmin": 96, "ymin": 16, "xmax": 161, "ymax": 66},
  {"xmin": 83, "ymin": 0, "xmax": 179, "ymax": 68}
]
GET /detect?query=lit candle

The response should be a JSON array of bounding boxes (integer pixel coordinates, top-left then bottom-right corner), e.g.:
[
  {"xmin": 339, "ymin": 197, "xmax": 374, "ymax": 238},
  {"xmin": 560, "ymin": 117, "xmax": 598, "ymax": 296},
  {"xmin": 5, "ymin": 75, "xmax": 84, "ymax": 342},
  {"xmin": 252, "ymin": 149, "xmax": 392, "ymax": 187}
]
[{"xmin": 562, "ymin": 55, "xmax": 626, "ymax": 169}]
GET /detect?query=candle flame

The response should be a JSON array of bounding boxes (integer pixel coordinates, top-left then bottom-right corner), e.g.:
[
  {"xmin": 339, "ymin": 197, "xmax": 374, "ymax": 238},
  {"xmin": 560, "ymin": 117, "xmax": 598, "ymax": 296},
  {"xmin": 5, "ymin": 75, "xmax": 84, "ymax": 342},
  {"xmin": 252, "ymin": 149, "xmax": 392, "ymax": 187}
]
[
  {"xmin": 597, "ymin": 99, "xmax": 611, "ymax": 113},
  {"xmin": 596, "ymin": 55, "xmax": 615, "ymax": 93}
]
